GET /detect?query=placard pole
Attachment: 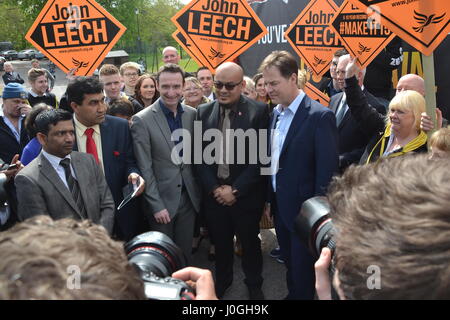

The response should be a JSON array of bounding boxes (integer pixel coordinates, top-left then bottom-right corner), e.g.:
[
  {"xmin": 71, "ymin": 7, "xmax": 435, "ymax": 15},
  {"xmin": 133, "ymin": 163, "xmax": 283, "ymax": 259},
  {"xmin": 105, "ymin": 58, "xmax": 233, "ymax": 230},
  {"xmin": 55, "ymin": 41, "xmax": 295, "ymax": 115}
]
[{"xmin": 422, "ymin": 53, "xmax": 437, "ymax": 144}]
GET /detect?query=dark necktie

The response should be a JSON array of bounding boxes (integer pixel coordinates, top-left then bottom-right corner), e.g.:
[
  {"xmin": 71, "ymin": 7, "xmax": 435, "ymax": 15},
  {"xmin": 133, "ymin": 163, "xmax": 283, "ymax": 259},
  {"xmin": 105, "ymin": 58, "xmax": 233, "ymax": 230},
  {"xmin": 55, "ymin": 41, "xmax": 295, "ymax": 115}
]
[
  {"xmin": 335, "ymin": 96, "xmax": 347, "ymax": 127},
  {"xmin": 218, "ymin": 108, "xmax": 231, "ymax": 180},
  {"xmin": 60, "ymin": 158, "xmax": 87, "ymax": 218}
]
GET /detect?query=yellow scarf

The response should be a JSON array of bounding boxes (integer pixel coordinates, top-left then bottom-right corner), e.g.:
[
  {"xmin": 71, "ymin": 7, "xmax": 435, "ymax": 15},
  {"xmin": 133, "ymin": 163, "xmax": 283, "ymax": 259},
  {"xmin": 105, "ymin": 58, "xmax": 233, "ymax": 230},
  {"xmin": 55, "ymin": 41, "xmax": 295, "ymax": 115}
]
[{"xmin": 366, "ymin": 123, "xmax": 427, "ymax": 164}]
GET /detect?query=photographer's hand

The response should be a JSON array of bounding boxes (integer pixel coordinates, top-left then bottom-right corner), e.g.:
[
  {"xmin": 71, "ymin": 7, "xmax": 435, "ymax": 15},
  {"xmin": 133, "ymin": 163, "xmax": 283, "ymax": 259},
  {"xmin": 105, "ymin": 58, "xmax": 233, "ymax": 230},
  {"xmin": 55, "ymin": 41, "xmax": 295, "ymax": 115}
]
[
  {"xmin": 314, "ymin": 247, "xmax": 332, "ymax": 300},
  {"xmin": 172, "ymin": 267, "xmax": 218, "ymax": 300}
]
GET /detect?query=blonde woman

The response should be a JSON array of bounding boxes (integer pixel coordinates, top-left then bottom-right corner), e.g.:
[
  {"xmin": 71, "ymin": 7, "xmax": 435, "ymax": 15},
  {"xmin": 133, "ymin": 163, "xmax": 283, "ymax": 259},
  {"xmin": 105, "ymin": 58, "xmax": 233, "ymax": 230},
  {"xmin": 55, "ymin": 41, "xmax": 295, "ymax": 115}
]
[{"xmin": 182, "ymin": 77, "xmax": 210, "ymax": 109}]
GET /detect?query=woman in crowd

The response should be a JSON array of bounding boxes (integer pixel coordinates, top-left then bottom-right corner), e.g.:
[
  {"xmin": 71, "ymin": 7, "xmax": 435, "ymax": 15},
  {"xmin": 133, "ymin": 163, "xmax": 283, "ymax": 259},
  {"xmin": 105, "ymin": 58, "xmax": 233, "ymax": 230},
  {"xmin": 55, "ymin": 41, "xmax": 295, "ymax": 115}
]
[
  {"xmin": 253, "ymin": 73, "xmax": 268, "ymax": 104},
  {"xmin": 429, "ymin": 127, "xmax": 450, "ymax": 159},
  {"xmin": 242, "ymin": 76, "xmax": 257, "ymax": 100},
  {"xmin": 134, "ymin": 74, "xmax": 159, "ymax": 109},
  {"xmin": 182, "ymin": 77, "xmax": 209, "ymax": 109},
  {"xmin": 20, "ymin": 103, "xmax": 52, "ymax": 166}
]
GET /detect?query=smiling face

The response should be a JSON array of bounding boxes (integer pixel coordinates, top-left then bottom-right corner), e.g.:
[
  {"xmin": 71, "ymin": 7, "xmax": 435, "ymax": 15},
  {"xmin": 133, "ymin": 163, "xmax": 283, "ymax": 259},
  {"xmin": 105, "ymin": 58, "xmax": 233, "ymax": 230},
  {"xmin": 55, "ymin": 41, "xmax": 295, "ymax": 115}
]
[
  {"xmin": 31, "ymin": 75, "xmax": 48, "ymax": 95},
  {"xmin": 255, "ymin": 76, "xmax": 267, "ymax": 99},
  {"xmin": 122, "ymin": 67, "xmax": 139, "ymax": 88},
  {"xmin": 183, "ymin": 79, "xmax": 203, "ymax": 107},
  {"xmin": 157, "ymin": 71, "xmax": 184, "ymax": 110},
  {"xmin": 139, "ymin": 77, "xmax": 156, "ymax": 101}
]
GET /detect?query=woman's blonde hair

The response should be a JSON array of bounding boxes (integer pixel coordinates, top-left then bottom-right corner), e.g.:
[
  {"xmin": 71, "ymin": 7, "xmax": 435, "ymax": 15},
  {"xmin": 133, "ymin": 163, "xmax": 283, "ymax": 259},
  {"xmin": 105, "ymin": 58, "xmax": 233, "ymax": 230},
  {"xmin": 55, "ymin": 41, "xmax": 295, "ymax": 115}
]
[
  {"xmin": 184, "ymin": 76, "xmax": 202, "ymax": 90},
  {"xmin": 430, "ymin": 127, "xmax": 450, "ymax": 152},
  {"xmin": 387, "ymin": 90, "xmax": 426, "ymax": 132}
]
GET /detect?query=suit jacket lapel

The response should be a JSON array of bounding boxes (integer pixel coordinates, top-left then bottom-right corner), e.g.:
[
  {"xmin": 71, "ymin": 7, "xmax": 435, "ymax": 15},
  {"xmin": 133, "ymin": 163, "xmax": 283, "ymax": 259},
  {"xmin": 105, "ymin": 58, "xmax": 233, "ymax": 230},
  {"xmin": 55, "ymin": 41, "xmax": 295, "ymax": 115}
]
[
  {"xmin": 38, "ymin": 154, "xmax": 82, "ymax": 217},
  {"xmin": 280, "ymin": 95, "xmax": 310, "ymax": 156},
  {"xmin": 100, "ymin": 120, "xmax": 112, "ymax": 173},
  {"xmin": 231, "ymin": 96, "xmax": 246, "ymax": 130},
  {"xmin": 330, "ymin": 92, "xmax": 344, "ymax": 114}
]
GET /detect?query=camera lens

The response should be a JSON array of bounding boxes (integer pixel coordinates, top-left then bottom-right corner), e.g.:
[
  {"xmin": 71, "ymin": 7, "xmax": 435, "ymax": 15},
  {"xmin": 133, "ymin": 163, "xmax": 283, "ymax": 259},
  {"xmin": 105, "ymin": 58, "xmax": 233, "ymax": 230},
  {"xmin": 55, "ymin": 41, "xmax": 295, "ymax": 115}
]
[
  {"xmin": 124, "ymin": 231, "xmax": 187, "ymax": 278},
  {"xmin": 295, "ymin": 196, "xmax": 335, "ymax": 257}
]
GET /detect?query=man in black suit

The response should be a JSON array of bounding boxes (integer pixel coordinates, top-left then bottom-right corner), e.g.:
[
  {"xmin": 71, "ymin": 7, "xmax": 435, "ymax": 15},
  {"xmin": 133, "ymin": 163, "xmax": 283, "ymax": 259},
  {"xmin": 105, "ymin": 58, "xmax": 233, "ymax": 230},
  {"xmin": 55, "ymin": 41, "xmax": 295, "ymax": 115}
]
[
  {"xmin": 2, "ymin": 63, "xmax": 25, "ymax": 86},
  {"xmin": 330, "ymin": 54, "xmax": 387, "ymax": 172},
  {"xmin": 196, "ymin": 62, "xmax": 269, "ymax": 299},
  {"xmin": 67, "ymin": 77, "xmax": 145, "ymax": 241}
]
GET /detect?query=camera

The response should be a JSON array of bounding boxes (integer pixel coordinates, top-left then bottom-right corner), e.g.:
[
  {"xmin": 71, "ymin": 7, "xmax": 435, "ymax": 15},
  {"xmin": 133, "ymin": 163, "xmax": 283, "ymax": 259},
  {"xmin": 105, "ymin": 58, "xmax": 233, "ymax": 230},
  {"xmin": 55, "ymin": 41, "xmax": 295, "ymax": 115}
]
[
  {"xmin": 124, "ymin": 231, "xmax": 195, "ymax": 300},
  {"xmin": 295, "ymin": 196, "xmax": 336, "ymax": 266}
]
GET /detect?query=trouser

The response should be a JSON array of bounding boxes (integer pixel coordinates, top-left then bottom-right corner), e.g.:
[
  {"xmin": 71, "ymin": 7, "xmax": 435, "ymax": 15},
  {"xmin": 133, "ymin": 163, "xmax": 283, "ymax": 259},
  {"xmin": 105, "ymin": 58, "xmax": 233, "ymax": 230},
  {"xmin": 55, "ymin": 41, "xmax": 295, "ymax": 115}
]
[
  {"xmin": 148, "ymin": 189, "xmax": 196, "ymax": 265},
  {"xmin": 204, "ymin": 194, "xmax": 263, "ymax": 290}
]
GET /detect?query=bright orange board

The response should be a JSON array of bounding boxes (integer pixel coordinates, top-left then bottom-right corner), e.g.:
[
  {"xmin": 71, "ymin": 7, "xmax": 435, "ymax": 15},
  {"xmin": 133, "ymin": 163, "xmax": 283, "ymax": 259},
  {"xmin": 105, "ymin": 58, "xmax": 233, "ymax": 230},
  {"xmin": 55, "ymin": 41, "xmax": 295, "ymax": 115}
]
[
  {"xmin": 349, "ymin": 0, "xmax": 450, "ymax": 56},
  {"xmin": 330, "ymin": 0, "xmax": 396, "ymax": 69},
  {"xmin": 304, "ymin": 82, "xmax": 330, "ymax": 107},
  {"xmin": 172, "ymin": 0, "xmax": 267, "ymax": 72},
  {"xmin": 25, "ymin": 0, "xmax": 126, "ymax": 76},
  {"xmin": 285, "ymin": 0, "xmax": 345, "ymax": 77}
]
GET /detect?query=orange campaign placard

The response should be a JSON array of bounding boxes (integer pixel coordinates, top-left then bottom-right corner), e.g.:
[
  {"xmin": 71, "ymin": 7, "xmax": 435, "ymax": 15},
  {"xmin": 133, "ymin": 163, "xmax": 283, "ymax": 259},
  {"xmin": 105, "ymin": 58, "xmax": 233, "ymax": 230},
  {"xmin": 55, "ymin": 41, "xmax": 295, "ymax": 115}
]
[
  {"xmin": 172, "ymin": 31, "xmax": 206, "ymax": 68},
  {"xmin": 25, "ymin": 0, "xmax": 126, "ymax": 76},
  {"xmin": 349, "ymin": 0, "xmax": 450, "ymax": 56},
  {"xmin": 284, "ymin": 0, "xmax": 345, "ymax": 77},
  {"xmin": 329, "ymin": 0, "xmax": 396, "ymax": 69},
  {"xmin": 304, "ymin": 82, "xmax": 330, "ymax": 107},
  {"xmin": 172, "ymin": 0, "xmax": 268, "ymax": 72}
]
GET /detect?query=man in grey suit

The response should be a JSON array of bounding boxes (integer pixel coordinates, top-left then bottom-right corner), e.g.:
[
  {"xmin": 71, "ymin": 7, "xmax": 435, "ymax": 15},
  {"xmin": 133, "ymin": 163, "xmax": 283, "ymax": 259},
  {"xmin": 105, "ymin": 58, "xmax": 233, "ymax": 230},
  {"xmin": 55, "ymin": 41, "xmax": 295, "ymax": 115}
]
[
  {"xmin": 131, "ymin": 64, "xmax": 201, "ymax": 261},
  {"xmin": 15, "ymin": 109, "xmax": 115, "ymax": 234}
]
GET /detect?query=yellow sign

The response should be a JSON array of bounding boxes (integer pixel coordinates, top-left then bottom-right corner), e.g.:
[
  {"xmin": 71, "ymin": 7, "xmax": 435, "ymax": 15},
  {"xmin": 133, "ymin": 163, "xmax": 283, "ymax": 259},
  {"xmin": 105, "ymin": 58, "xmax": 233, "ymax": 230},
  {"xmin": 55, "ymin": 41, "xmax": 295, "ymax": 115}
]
[
  {"xmin": 172, "ymin": 0, "xmax": 267, "ymax": 72},
  {"xmin": 25, "ymin": 0, "xmax": 126, "ymax": 75}
]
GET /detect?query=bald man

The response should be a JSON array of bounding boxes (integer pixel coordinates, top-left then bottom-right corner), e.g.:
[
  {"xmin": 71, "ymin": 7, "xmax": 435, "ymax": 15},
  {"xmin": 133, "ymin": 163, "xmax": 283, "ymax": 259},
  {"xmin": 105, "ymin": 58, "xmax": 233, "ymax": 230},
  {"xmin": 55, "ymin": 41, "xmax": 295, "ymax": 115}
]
[
  {"xmin": 196, "ymin": 62, "xmax": 269, "ymax": 300},
  {"xmin": 162, "ymin": 46, "xmax": 181, "ymax": 65},
  {"xmin": 396, "ymin": 74, "xmax": 426, "ymax": 97}
]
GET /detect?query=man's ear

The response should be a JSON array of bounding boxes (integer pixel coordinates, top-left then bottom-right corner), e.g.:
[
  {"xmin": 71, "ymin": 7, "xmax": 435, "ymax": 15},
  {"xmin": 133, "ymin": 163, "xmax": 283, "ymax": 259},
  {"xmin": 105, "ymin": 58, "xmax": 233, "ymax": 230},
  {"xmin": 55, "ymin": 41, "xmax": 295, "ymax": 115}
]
[
  {"xmin": 36, "ymin": 132, "xmax": 47, "ymax": 146},
  {"xmin": 70, "ymin": 101, "xmax": 78, "ymax": 112}
]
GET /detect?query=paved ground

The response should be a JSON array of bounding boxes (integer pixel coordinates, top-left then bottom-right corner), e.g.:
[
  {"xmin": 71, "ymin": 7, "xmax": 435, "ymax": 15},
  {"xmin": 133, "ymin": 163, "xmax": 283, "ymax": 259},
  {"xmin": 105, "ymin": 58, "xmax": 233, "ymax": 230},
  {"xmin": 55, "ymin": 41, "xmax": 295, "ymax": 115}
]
[{"xmin": 1, "ymin": 59, "xmax": 289, "ymax": 300}]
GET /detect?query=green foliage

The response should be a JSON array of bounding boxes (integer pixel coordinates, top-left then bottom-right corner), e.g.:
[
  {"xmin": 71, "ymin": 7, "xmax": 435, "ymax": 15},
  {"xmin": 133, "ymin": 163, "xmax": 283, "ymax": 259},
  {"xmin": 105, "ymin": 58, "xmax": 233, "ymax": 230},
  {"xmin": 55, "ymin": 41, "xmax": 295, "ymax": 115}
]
[{"xmin": 2, "ymin": 0, "xmax": 185, "ymax": 50}]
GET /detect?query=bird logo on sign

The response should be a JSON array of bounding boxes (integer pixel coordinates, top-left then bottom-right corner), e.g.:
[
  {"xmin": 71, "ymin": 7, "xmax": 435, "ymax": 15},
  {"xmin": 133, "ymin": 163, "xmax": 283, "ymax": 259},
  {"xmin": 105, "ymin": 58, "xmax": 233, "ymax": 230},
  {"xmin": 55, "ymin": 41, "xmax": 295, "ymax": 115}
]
[
  {"xmin": 413, "ymin": 10, "xmax": 446, "ymax": 33},
  {"xmin": 72, "ymin": 58, "xmax": 89, "ymax": 72},
  {"xmin": 312, "ymin": 56, "xmax": 327, "ymax": 67},
  {"xmin": 208, "ymin": 47, "xmax": 225, "ymax": 60},
  {"xmin": 357, "ymin": 43, "xmax": 371, "ymax": 55}
]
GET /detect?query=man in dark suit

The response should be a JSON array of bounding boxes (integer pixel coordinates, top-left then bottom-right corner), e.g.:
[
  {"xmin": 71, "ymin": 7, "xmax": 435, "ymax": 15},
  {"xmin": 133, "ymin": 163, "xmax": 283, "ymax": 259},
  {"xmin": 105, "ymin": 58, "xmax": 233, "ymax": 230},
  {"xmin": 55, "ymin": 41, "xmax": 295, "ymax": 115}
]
[
  {"xmin": 131, "ymin": 64, "xmax": 201, "ymax": 263},
  {"xmin": 260, "ymin": 51, "xmax": 339, "ymax": 299},
  {"xmin": 196, "ymin": 62, "xmax": 269, "ymax": 299},
  {"xmin": 66, "ymin": 77, "xmax": 145, "ymax": 241},
  {"xmin": 15, "ymin": 109, "xmax": 114, "ymax": 234},
  {"xmin": 2, "ymin": 62, "xmax": 25, "ymax": 86},
  {"xmin": 330, "ymin": 54, "xmax": 387, "ymax": 172}
]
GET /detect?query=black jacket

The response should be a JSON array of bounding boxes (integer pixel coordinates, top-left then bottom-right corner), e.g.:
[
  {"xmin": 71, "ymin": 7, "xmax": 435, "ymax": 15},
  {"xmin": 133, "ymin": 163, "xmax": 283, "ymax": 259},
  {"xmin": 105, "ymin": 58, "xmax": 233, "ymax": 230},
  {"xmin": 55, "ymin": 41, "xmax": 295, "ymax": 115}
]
[{"xmin": 2, "ymin": 72, "xmax": 25, "ymax": 85}]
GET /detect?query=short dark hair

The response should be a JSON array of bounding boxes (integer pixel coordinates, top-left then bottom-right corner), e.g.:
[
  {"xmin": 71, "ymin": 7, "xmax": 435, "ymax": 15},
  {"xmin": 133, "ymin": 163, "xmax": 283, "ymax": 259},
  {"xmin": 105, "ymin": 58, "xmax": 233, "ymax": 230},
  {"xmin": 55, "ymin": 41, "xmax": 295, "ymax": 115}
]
[
  {"xmin": 0, "ymin": 216, "xmax": 146, "ymax": 299},
  {"xmin": 333, "ymin": 49, "xmax": 348, "ymax": 58},
  {"xmin": 35, "ymin": 109, "xmax": 73, "ymax": 136},
  {"xmin": 25, "ymin": 103, "xmax": 52, "ymax": 138},
  {"xmin": 258, "ymin": 50, "xmax": 298, "ymax": 79},
  {"xmin": 107, "ymin": 98, "xmax": 134, "ymax": 118},
  {"xmin": 328, "ymin": 154, "xmax": 450, "ymax": 299},
  {"xmin": 66, "ymin": 76, "xmax": 103, "ymax": 106},
  {"xmin": 196, "ymin": 66, "xmax": 211, "ymax": 75},
  {"xmin": 157, "ymin": 63, "xmax": 185, "ymax": 84}
]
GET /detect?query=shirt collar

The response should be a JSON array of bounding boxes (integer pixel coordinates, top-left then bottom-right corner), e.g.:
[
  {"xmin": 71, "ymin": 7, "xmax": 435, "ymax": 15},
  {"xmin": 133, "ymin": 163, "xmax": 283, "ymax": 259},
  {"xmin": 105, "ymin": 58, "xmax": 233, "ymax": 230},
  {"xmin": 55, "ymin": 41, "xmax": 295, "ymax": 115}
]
[
  {"xmin": 73, "ymin": 114, "xmax": 101, "ymax": 137},
  {"xmin": 159, "ymin": 100, "xmax": 184, "ymax": 116},
  {"xmin": 274, "ymin": 90, "xmax": 305, "ymax": 116},
  {"xmin": 29, "ymin": 90, "xmax": 48, "ymax": 98},
  {"xmin": 42, "ymin": 150, "xmax": 71, "ymax": 167}
]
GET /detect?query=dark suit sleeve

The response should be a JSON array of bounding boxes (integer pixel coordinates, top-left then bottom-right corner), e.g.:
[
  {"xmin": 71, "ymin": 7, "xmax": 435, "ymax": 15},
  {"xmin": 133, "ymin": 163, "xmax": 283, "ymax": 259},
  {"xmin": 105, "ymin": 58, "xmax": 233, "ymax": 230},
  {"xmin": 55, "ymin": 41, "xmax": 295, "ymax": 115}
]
[
  {"xmin": 345, "ymin": 76, "xmax": 386, "ymax": 138},
  {"xmin": 314, "ymin": 110, "xmax": 339, "ymax": 196},
  {"xmin": 15, "ymin": 174, "xmax": 50, "ymax": 221},
  {"xmin": 2, "ymin": 73, "xmax": 7, "ymax": 85},
  {"xmin": 123, "ymin": 122, "xmax": 141, "ymax": 178},
  {"xmin": 232, "ymin": 104, "xmax": 270, "ymax": 197},
  {"xmin": 93, "ymin": 156, "xmax": 115, "ymax": 235},
  {"xmin": 16, "ymin": 73, "xmax": 25, "ymax": 84},
  {"xmin": 195, "ymin": 107, "xmax": 221, "ymax": 194}
]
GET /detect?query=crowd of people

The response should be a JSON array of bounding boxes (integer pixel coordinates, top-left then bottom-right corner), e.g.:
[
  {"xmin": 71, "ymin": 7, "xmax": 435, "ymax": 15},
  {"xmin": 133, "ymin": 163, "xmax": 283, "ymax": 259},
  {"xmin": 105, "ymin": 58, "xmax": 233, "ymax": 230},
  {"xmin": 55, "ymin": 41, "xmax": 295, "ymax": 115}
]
[{"xmin": 0, "ymin": 44, "xmax": 449, "ymax": 300}]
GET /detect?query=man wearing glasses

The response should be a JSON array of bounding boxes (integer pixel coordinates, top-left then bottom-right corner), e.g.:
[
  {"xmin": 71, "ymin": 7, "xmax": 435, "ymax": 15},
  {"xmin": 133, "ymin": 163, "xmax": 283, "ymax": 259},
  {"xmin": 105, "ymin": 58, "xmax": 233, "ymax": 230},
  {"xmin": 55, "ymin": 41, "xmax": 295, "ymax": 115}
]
[
  {"xmin": 196, "ymin": 62, "xmax": 269, "ymax": 300},
  {"xmin": 120, "ymin": 62, "xmax": 141, "ymax": 96}
]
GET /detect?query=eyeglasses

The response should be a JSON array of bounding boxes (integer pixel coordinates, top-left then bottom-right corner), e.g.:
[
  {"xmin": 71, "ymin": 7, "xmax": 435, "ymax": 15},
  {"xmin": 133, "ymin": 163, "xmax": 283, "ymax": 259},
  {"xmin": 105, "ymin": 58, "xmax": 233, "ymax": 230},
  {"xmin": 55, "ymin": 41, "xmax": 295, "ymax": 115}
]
[
  {"xmin": 124, "ymin": 72, "xmax": 138, "ymax": 77},
  {"xmin": 214, "ymin": 80, "xmax": 242, "ymax": 90}
]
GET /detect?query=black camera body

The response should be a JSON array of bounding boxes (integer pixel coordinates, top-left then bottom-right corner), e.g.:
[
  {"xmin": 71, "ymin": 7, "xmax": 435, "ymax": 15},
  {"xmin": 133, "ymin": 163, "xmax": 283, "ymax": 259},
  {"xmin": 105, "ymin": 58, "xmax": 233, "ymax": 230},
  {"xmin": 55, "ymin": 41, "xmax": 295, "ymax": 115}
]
[{"xmin": 124, "ymin": 231, "xmax": 195, "ymax": 300}]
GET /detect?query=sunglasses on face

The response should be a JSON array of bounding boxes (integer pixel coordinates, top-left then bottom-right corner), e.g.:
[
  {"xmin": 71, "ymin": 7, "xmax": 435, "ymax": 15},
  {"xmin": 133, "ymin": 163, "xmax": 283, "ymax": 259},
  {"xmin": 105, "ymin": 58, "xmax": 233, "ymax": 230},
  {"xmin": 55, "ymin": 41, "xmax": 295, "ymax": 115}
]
[{"xmin": 214, "ymin": 80, "xmax": 242, "ymax": 90}]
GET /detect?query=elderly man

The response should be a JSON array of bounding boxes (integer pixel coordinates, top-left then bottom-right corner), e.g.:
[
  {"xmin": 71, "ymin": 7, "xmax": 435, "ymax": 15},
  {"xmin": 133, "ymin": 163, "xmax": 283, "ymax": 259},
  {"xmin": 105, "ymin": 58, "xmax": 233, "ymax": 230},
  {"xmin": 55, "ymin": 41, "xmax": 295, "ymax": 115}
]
[
  {"xmin": 196, "ymin": 62, "xmax": 269, "ymax": 299},
  {"xmin": 2, "ymin": 62, "xmax": 25, "ymax": 85}
]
